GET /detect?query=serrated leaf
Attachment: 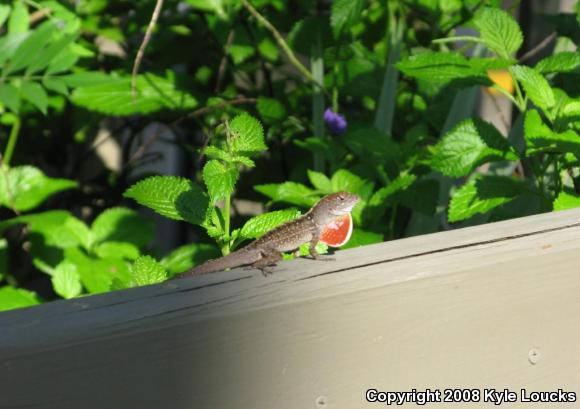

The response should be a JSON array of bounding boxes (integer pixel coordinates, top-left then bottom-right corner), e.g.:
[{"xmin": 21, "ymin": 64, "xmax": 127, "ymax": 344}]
[
  {"xmin": 431, "ymin": 118, "xmax": 519, "ymax": 177},
  {"xmin": 553, "ymin": 191, "xmax": 580, "ymax": 211},
  {"xmin": 0, "ymin": 286, "xmax": 40, "ymax": 312},
  {"xmin": 255, "ymin": 182, "xmax": 317, "ymax": 207},
  {"xmin": 130, "ymin": 255, "xmax": 167, "ymax": 287},
  {"xmin": 52, "ymin": 261, "xmax": 82, "ymax": 299},
  {"xmin": 0, "ymin": 83, "xmax": 20, "ymax": 113},
  {"xmin": 240, "ymin": 209, "xmax": 301, "ymax": 239},
  {"xmin": 307, "ymin": 170, "xmax": 332, "ymax": 193},
  {"xmin": 524, "ymin": 109, "xmax": 580, "ymax": 155},
  {"xmin": 511, "ymin": 65, "xmax": 555, "ymax": 111},
  {"xmin": 448, "ymin": 175, "xmax": 528, "ymax": 222},
  {"xmin": 229, "ymin": 113, "xmax": 267, "ymax": 156},
  {"xmin": 71, "ymin": 73, "xmax": 198, "ymax": 116},
  {"xmin": 94, "ymin": 242, "xmax": 140, "ymax": 260},
  {"xmin": 20, "ymin": 81, "xmax": 48, "ymax": 114},
  {"xmin": 91, "ymin": 207, "xmax": 153, "ymax": 248},
  {"xmin": 0, "ymin": 166, "xmax": 77, "ymax": 212},
  {"xmin": 364, "ymin": 173, "xmax": 417, "ymax": 222},
  {"xmin": 203, "ymin": 160, "xmax": 238, "ymax": 203},
  {"xmin": 396, "ymin": 52, "xmax": 490, "ymax": 84},
  {"xmin": 474, "ymin": 8, "xmax": 523, "ymax": 58},
  {"xmin": 4, "ymin": 21, "xmax": 56, "ymax": 75},
  {"xmin": 124, "ymin": 176, "xmax": 209, "ymax": 225},
  {"xmin": 330, "ymin": 0, "xmax": 364, "ymax": 38},
  {"xmin": 160, "ymin": 243, "xmax": 220, "ymax": 275},
  {"xmin": 8, "ymin": 2, "xmax": 28, "ymax": 34},
  {"xmin": 256, "ymin": 97, "xmax": 286, "ymax": 122},
  {"xmin": 535, "ymin": 51, "xmax": 580, "ymax": 74}
]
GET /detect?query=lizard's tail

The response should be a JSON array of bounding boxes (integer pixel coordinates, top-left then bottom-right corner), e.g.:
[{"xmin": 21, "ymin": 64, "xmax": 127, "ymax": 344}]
[{"xmin": 173, "ymin": 249, "xmax": 260, "ymax": 279}]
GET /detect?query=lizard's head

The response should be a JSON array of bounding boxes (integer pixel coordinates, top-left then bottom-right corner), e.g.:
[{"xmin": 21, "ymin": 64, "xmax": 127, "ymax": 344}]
[{"xmin": 311, "ymin": 192, "xmax": 360, "ymax": 224}]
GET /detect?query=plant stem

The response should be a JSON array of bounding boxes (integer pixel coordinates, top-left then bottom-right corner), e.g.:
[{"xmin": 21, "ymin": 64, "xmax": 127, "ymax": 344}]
[
  {"xmin": 432, "ymin": 36, "xmax": 486, "ymax": 45},
  {"xmin": 311, "ymin": 34, "xmax": 325, "ymax": 172},
  {"xmin": 3, "ymin": 116, "xmax": 21, "ymax": 167},
  {"xmin": 223, "ymin": 192, "xmax": 231, "ymax": 256},
  {"xmin": 240, "ymin": 0, "xmax": 323, "ymax": 90}
]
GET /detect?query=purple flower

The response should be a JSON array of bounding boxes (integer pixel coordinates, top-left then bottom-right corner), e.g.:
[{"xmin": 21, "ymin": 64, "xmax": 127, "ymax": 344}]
[{"xmin": 324, "ymin": 108, "xmax": 347, "ymax": 135}]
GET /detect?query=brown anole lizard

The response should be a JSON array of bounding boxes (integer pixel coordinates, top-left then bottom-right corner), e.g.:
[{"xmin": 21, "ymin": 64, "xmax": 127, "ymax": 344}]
[{"xmin": 174, "ymin": 192, "xmax": 360, "ymax": 278}]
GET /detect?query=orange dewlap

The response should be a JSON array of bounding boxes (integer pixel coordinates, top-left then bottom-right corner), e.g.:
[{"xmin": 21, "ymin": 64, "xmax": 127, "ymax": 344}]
[{"xmin": 319, "ymin": 213, "xmax": 353, "ymax": 247}]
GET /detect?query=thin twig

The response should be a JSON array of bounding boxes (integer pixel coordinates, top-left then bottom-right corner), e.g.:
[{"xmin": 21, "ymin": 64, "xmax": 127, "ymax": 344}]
[
  {"xmin": 131, "ymin": 0, "xmax": 165, "ymax": 99},
  {"xmin": 518, "ymin": 32, "xmax": 557, "ymax": 64},
  {"xmin": 215, "ymin": 29, "xmax": 235, "ymax": 93},
  {"xmin": 240, "ymin": 0, "xmax": 324, "ymax": 91}
]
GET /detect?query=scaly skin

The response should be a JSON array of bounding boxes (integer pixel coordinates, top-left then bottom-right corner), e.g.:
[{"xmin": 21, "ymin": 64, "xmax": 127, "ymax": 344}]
[{"xmin": 174, "ymin": 192, "xmax": 360, "ymax": 278}]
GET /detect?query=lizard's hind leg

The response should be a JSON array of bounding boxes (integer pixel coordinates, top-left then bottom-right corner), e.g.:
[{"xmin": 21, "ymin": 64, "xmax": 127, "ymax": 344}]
[{"xmin": 250, "ymin": 249, "xmax": 283, "ymax": 276}]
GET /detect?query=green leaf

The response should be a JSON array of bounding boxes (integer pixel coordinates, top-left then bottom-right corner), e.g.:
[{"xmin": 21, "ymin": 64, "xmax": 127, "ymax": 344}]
[
  {"xmin": 240, "ymin": 208, "xmax": 301, "ymax": 239},
  {"xmin": 52, "ymin": 261, "xmax": 82, "ymax": 299},
  {"xmin": 330, "ymin": 0, "xmax": 364, "ymax": 38},
  {"xmin": 91, "ymin": 207, "xmax": 154, "ymax": 248},
  {"xmin": 124, "ymin": 176, "xmax": 209, "ymax": 225},
  {"xmin": 44, "ymin": 48, "xmax": 78, "ymax": 75},
  {"xmin": 8, "ymin": 2, "xmax": 28, "ymax": 34},
  {"xmin": 0, "ymin": 166, "xmax": 77, "ymax": 212},
  {"xmin": 535, "ymin": 51, "xmax": 580, "ymax": 74},
  {"xmin": 524, "ymin": 109, "xmax": 580, "ymax": 155},
  {"xmin": 42, "ymin": 77, "xmax": 68, "ymax": 95},
  {"xmin": 229, "ymin": 113, "xmax": 267, "ymax": 156},
  {"xmin": 255, "ymin": 182, "xmax": 317, "ymax": 207},
  {"xmin": 511, "ymin": 65, "xmax": 555, "ymax": 111},
  {"xmin": 0, "ymin": 83, "xmax": 20, "ymax": 113},
  {"xmin": 186, "ymin": 0, "xmax": 226, "ymax": 18},
  {"xmin": 0, "ymin": 286, "xmax": 40, "ymax": 312},
  {"xmin": 368, "ymin": 173, "xmax": 417, "ymax": 207},
  {"xmin": 396, "ymin": 52, "xmax": 490, "ymax": 84},
  {"xmin": 4, "ymin": 21, "xmax": 56, "ymax": 75},
  {"xmin": 160, "ymin": 243, "xmax": 220, "ymax": 275},
  {"xmin": 553, "ymin": 191, "xmax": 580, "ymax": 211},
  {"xmin": 64, "ymin": 216, "xmax": 93, "ymax": 250},
  {"xmin": 307, "ymin": 170, "xmax": 332, "ymax": 193},
  {"xmin": 474, "ymin": 7, "xmax": 523, "ymax": 58},
  {"xmin": 0, "ymin": 210, "xmax": 82, "ymax": 249},
  {"xmin": 65, "ymin": 247, "xmax": 129, "ymax": 294},
  {"xmin": 20, "ymin": 81, "xmax": 48, "ymax": 114},
  {"xmin": 26, "ymin": 32, "xmax": 78, "ymax": 75},
  {"xmin": 448, "ymin": 175, "xmax": 529, "ymax": 222},
  {"xmin": 71, "ymin": 73, "xmax": 198, "ymax": 116},
  {"xmin": 202, "ymin": 160, "xmax": 239, "ymax": 203},
  {"xmin": 340, "ymin": 229, "xmax": 383, "ymax": 250},
  {"xmin": 94, "ymin": 242, "xmax": 140, "ymax": 260},
  {"xmin": 256, "ymin": 97, "xmax": 286, "ymax": 123},
  {"xmin": 330, "ymin": 169, "xmax": 367, "ymax": 194},
  {"xmin": 0, "ymin": 5, "xmax": 11, "ymax": 29},
  {"xmin": 431, "ymin": 118, "xmax": 519, "ymax": 177},
  {"xmin": 130, "ymin": 256, "xmax": 167, "ymax": 287}
]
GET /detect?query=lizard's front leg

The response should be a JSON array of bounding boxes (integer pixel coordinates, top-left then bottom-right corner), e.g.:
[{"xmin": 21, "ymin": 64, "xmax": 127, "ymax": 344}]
[
  {"xmin": 309, "ymin": 237, "xmax": 335, "ymax": 261},
  {"xmin": 250, "ymin": 248, "xmax": 283, "ymax": 276}
]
